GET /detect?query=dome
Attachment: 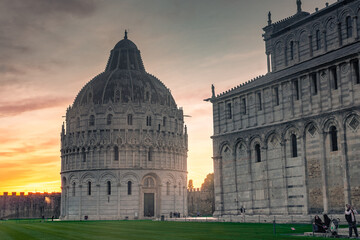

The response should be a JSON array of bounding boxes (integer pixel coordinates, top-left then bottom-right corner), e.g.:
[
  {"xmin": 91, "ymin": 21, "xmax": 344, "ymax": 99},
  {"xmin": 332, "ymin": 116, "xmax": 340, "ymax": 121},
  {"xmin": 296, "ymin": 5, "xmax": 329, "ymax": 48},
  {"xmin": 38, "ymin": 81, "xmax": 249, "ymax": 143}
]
[{"xmin": 72, "ymin": 31, "xmax": 176, "ymax": 108}]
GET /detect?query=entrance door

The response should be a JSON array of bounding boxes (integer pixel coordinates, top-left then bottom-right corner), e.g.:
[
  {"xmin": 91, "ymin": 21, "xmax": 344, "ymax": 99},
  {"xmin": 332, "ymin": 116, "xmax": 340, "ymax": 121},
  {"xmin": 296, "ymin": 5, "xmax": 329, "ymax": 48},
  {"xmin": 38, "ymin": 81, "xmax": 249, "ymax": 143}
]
[{"xmin": 144, "ymin": 193, "xmax": 154, "ymax": 217}]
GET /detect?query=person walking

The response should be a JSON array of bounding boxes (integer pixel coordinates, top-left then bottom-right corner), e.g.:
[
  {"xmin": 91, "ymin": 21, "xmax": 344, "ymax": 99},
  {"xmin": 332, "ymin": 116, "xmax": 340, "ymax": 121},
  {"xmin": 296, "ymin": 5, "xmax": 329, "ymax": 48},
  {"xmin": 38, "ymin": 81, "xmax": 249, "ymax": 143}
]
[{"xmin": 345, "ymin": 204, "xmax": 358, "ymax": 238}]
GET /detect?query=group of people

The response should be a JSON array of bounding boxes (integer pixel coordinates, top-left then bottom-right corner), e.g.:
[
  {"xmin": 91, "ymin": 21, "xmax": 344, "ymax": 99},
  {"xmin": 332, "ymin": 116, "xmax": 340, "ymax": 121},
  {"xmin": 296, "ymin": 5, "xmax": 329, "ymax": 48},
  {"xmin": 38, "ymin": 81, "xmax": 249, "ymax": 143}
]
[
  {"xmin": 313, "ymin": 204, "xmax": 358, "ymax": 238},
  {"xmin": 314, "ymin": 214, "xmax": 332, "ymax": 233}
]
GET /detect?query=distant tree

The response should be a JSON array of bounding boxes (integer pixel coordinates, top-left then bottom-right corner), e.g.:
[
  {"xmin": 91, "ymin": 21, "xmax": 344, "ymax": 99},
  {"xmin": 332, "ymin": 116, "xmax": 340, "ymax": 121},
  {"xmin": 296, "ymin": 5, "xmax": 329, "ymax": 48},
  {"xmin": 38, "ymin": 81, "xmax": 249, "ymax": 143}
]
[
  {"xmin": 201, "ymin": 173, "xmax": 214, "ymax": 192},
  {"xmin": 188, "ymin": 179, "xmax": 194, "ymax": 190}
]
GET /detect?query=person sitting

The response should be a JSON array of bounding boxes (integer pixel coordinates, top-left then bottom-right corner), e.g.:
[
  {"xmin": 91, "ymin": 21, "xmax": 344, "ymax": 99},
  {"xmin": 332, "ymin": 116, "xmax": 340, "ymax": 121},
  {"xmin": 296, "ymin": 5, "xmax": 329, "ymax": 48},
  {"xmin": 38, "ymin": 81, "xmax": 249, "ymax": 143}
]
[{"xmin": 314, "ymin": 215, "xmax": 327, "ymax": 233}]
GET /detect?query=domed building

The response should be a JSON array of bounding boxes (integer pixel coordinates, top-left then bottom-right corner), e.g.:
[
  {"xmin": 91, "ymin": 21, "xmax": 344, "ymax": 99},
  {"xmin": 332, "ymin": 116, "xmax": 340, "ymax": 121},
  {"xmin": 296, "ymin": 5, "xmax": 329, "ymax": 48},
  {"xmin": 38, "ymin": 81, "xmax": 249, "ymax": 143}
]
[{"xmin": 60, "ymin": 31, "xmax": 188, "ymax": 220}]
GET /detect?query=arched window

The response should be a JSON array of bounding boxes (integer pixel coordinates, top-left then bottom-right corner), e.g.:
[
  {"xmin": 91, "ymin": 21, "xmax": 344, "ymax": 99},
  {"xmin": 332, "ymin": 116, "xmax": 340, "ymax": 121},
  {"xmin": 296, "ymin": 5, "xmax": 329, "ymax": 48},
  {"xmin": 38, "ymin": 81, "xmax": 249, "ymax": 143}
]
[
  {"xmin": 127, "ymin": 114, "xmax": 133, "ymax": 125},
  {"xmin": 316, "ymin": 30, "xmax": 321, "ymax": 50},
  {"xmin": 114, "ymin": 146, "xmax": 119, "ymax": 161},
  {"xmin": 72, "ymin": 182, "xmax": 76, "ymax": 196},
  {"xmin": 148, "ymin": 148, "xmax": 152, "ymax": 161},
  {"xmin": 88, "ymin": 181, "xmax": 92, "ymax": 195},
  {"xmin": 107, "ymin": 114, "xmax": 113, "ymax": 125},
  {"xmin": 127, "ymin": 181, "xmax": 132, "ymax": 195},
  {"xmin": 163, "ymin": 117, "xmax": 167, "ymax": 126},
  {"xmin": 346, "ymin": 16, "xmax": 353, "ymax": 38},
  {"xmin": 89, "ymin": 115, "xmax": 95, "ymax": 126},
  {"xmin": 146, "ymin": 116, "xmax": 152, "ymax": 126},
  {"xmin": 291, "ymin": 134, "xmax": 298, "ymax": 157},
  {"xmin": 330, "ymin": 126, "xmax": 338, "ymax": 151},
  {"xmin": 166, "ymin": 182, "xmax": 170, "ymax": 196},
  {"xmin": 255, "ymin": 144, "xmax": 261, "ymax": 162},
  {"xmin": 107, "ymin": 181, "xmax": 111, "ymax": 195},
  {"xmin": 146, "ymin": 91, "xmax": 150, "ymax": 101},
  {"xmin": 175, "ymin": 119, "xmax": 178, "ymax": 131},
  {"xmin": 290, "ymin": 41, "xmax": 294, "ymax": 60},
  {"xmin": 82, "ymin": 148, "xmax": 86, "ymax": 162}
]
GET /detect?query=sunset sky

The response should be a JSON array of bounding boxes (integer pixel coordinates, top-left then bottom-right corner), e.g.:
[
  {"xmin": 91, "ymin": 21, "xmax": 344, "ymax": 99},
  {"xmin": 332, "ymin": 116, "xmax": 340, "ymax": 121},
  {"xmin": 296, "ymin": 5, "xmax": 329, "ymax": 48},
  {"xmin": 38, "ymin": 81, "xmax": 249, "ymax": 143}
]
[{"xmin": 0, "ymin": 0, "xmax": 335, "ymax": 193}]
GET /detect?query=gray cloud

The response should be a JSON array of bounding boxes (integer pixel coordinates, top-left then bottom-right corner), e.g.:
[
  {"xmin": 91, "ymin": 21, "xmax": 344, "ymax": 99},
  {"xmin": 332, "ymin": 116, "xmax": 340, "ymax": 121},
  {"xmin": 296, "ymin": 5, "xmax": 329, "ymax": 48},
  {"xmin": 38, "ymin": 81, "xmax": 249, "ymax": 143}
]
[{"xmin": 0, "ymin": 0, "xmax": 98, "ymax": 76}]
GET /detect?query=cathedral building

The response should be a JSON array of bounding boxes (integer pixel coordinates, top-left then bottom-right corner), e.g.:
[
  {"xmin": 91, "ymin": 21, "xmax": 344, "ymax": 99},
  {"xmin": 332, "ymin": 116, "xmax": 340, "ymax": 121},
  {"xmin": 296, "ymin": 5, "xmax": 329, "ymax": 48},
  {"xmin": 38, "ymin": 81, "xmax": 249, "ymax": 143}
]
[
  {"xmin": 60, "ymin": 32, "xmax": 188, "ymax": 220},
  {"xmin": 208, "ymin": 0, "xmax": 360, "ymax": 218}
]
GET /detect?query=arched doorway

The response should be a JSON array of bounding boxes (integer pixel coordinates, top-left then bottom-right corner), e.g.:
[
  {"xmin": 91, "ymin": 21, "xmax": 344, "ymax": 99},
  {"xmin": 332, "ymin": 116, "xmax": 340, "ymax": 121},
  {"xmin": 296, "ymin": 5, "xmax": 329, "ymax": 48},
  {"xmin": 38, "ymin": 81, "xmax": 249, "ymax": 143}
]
[{"xmin": 141, "ymin": 175, "xmax": 159, "ymax": 217}]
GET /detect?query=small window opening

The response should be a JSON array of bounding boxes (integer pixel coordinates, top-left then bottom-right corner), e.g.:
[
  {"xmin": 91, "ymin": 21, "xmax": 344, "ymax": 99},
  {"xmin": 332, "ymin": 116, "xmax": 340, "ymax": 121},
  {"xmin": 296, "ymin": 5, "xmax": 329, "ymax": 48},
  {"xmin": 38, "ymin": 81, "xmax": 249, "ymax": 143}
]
[
  {"xmin": 242, "ymin": 98, "xmax": 247, "ymax": 114},
  {"xmin": 257, "ymin": 93, "xmax": 262, "ymax": 111},
  {"xmin": 255, "ymin": 144, "xmax": 261, "ymax": 162},
  {"xmin": 127, "ymin": 181, "xmax": 132, "ymax": 195},
  {"xmin": 114, "ymin": 146, "xmax": 119, "ymax": 161},
  {"xmin": 330, "ymin": 67, "xmax": 338, "ymax": 90},
  {"xmin": 294, "ymin": 80, "xmax": 300, "ymax": 100},
  {"xmin": 146, "ymin": 116, "xmax": 152, "ymax": 126},
  {"xmin": 291, "ymin": 134, "xmax": 298, "ymax": 157},
  {"xmin": 107, "ymin": 181, "xmax": 111, "ymax": 195},
  {"xmin": 72, "ymin": 182, "xmax": 76, "ymax": 196},
  {"xmin": 311, "ymin": 73, "xmax": 318, "ymax": 95},
  {"xmin": 127, "ymin": 114, "xmax": 133, "ymax": 125},
  {"xmin": 88, "ymin": 182, "xmax": 92, "ymax": 196},
  {"xmin": 330, "ymin": 126, "xmax": 338, "ymax": 151},
  {"xmin": 274, "ymin": 87, "xmax": 280, "ymax": 106}
]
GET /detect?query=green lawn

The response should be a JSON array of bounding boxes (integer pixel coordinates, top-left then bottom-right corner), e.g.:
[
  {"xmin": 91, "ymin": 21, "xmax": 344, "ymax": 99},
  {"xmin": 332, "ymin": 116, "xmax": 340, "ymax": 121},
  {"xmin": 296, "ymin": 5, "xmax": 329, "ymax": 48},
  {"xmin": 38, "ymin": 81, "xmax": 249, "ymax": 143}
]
[{"xmin": 0, "ymin": 220, "xmax": 328, "ymax": 240}]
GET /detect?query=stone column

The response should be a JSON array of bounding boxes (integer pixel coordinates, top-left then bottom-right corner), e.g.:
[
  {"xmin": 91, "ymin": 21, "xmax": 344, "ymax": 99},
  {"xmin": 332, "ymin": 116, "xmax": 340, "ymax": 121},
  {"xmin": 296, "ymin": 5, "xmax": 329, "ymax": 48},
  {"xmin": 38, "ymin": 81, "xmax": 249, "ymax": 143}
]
[
  {"xmin": 212, "ymin": 156, "xmax": 223, "ymax": 216},
  {"xmin": 327, "ymin": 68, "xmax": 333, "ymax": 111},
  {"xmin": 353, "ymin": 16, "xmax": 358, "ymax": 40},
  {"xmin": 322, "ymin": 30, "xmax": 327, "ymax": 53},
  {"xmin": 299, "ymin": 77, "xmax": 304, "ymax": 116},
  {"xmin": 317, "ymin": 71, "xmax": 323, "ymax": 111},
  {"xmin": 308, "ymin": 35, "xmax": 313, "ymax": 57},
  {"xmin": 338, "ymin": 22, "xmax": 342, "ymax": 47},
  {"xmin": 301, "ymin": 135, "xmax": 309, "ymax": 215},
  {"xmin": 266, "ymin": 52, "xmax": 271, "ymax": 73},
  {"xmin": 97, "ymin": 184, "xmax": 100, "ymax": 220},
  {"xmin": 66, "ymin": 186, "xmax": 70, "ymax": 218},
  {"xmin": 263, "ymin": 145, "xmax": 271, "ymax": 215},
  {"xmin": 79, "ymin": 184, "xmax": 82, "ymax": 220},
  {"xmin": 280, "ymin": 140, "xmax": 289, "ymax": 215},
  {"xmin": 337, "ymin": 64, "xmax": 343, "ymax": 106},
  {"xmin": 60, "ymin": 186, "xmax": 65, "ymax": 218},
  {"xmin": 117, "ymin": 183, "xmax": 121, "ymax": 219},
  {"xmin": 296, "ymin": 41, "xmax": 300, "ymax": 63},
  {"xmin": 341, "ymin": 126, "xmax": 351, "ymax": 205},
  {"xmin": 233, "ymin": 150, "xmax": 239, "ymax": 215},
  {"xmin": 271, "ymin": 50, "xmax": 276, "ymax": 72},
  {"xmin": 320, "ymin": 131, "xmax": 329, "ymax": 213}
]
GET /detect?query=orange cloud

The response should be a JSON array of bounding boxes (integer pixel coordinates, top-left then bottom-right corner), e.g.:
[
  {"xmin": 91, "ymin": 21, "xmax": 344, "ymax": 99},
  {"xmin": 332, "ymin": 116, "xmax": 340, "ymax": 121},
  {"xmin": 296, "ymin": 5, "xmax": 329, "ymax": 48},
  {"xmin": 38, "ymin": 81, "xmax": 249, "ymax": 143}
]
[{"xmin": 0, "ymin": 96, "xmax": 71, "ymax": 117}]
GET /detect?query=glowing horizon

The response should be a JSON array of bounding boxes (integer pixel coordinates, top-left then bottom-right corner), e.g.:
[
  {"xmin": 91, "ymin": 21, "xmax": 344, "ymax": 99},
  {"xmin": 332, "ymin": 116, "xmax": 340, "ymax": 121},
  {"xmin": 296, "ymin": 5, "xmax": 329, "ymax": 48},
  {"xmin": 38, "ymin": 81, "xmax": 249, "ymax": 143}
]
[{"xmin": 0, "ymin": 0, "xmax": 334, "ymax": 193}]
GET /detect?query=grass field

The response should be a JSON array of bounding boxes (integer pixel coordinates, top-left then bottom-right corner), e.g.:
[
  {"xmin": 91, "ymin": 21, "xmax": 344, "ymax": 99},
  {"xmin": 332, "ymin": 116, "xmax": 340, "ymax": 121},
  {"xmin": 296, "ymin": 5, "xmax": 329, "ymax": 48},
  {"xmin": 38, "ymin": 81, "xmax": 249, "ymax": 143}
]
[{"xmin": 0, "ymin": 219, "xmax": 330, "ymax": 240}]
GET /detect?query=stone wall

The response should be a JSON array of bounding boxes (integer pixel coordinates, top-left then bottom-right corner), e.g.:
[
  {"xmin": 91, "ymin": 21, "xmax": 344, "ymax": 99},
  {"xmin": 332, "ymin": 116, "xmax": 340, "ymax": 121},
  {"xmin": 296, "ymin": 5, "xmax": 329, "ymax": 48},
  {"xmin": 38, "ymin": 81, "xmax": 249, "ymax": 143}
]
[
  {"xmin": 209, "ymin": 0, "xmax": 360, "ymax": 218},
  {"xmin": 187, "ymin": 189, "xmax": 214, "ymax": 216},
  {"xmin": 0, "ymin": 192, "xmax": 60, "ymax": 219}
]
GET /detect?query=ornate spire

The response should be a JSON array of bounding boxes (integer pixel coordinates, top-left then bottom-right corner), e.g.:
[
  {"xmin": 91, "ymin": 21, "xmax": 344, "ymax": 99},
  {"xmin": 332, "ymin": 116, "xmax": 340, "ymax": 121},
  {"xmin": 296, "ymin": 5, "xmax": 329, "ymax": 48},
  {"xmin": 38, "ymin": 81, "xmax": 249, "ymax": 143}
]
[
  {"xmin": 268, "ymin": 11, "xmax": 272, "ymax": 25},
  {"xmin": 211, "ymin": 84, "xmax": 215, "ymax": 98},
  {"xmin": 297, "ymin": 0, "xmax": 302, "ymax": 13},
  {"xmin": 124, "ymin": 29, "xmax": 128, "ymax": 39}
]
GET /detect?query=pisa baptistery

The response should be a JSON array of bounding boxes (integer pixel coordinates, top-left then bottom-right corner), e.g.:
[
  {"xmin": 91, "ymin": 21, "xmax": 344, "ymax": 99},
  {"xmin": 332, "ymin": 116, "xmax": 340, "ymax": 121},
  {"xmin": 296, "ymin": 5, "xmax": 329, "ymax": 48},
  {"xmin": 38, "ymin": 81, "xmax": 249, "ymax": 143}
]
[{"xmin": 60, "ymin": 31, "xmax": 188, "ymax": 220}]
